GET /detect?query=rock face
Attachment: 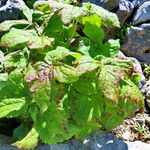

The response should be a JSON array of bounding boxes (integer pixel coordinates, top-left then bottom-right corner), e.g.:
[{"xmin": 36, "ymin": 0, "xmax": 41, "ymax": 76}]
[
  {"xmin": 132, "ymin": 1, "xmax": 150, "ymax": 25},
  {"xmin": 0, "ymin": 145, "xmax": 18, "ymax": 150},
  {"xmin": 132, "ymin": 0, "xmax": 149, "ymax": 7},
  {"xmin": 117, "ymin": 0, "xmax": 134, "ymax": 25},
  {"xmin": 82, "ymin": 0, "xmax": 119, "ymax": 11},
  {"xmin": 0, "ymin": 0, "xmax": 21, "ymax": 22},
  {"xmin": 99, "ymin": 0, "xmax": 120, "ymax": 11},
  {"xmin": 121, "ymin": 23, "xmax": 150, "ymax": 64}
]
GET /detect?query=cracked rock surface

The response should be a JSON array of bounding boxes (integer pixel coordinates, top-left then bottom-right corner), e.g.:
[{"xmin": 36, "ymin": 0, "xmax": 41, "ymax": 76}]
[{"xmin": 121, "ymin": 23, "xmax": 150, "ymax": 64}]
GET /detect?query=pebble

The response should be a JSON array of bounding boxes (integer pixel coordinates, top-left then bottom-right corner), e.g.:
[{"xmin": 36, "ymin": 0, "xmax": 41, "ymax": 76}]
[{"xmin": 145, "ymin": 117, "xmax": 150, "ymax": 125}]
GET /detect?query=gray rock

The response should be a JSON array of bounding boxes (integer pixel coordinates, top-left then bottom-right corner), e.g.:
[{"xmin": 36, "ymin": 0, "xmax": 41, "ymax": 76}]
[
  {"xmin": 0, "ymin": 0, "xmax": 21, "ymax": 22},
  {"xmin": 132, "ymin": 0, "xmax": 149, "ymax": 7},
  {"xmin": 82, "ymin": 0, "xmax": 119, "ymax": 11},
  {"xmin": 0, "ymin": 135, "xmax": 17, "ymax": 150},
  {"xmin": 99, "ymin": 0, "xmax": 120, "ymax": 11},
  {"xmin": 142, "ymin": 80, "xmax": 150, "ymax": 108},
  {"xmin": 36, "ymin": 144, "xmax": 71, "ymax": 150},
  {"xmin": 83, "ymin": 131, "xmax": 128, "ymax": 150},
  {"xmin": 121, "ymin": 23, "xmax": 150, "ymax": 64},
  {"xmin": 132, "ymin": 1, "xmax": 150, "ymax": 25},
  {"xmin": 0, "ymin": 145, "xmax": 18, "ymax": 150},
  {"xmin": 83, "ymin": 0, "xmax": 134, "ymax": 26},
  {"xmin": 0, "ymin": 135, "xmax": 12, "ymax": 145},
  {"xmin": 117, "ymin": 0, "xmax": 134, "ymax": 25},
  {"xmin": 0, "ymin": 0, "xmax": 31, "ymax": 23},
  {"xmin": 36, "ymin": 131, "xmax": 150, "ymax": 150},
  {"xmin": 36, "ymin": 140, "xmax": 88, "ymax": 150}
]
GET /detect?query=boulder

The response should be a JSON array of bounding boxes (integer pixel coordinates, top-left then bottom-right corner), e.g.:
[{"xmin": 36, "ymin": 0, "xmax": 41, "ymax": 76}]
[
  {"xmin": 0, "ymin": 145, "xmax": 18, "ymax": 150},
  {"xmin": 36, "ymin": 131, "xmax": 150, "ymax": 150},
  {"xmin": 132, "ymin": 1, "xmax": 150, "ymax": 25},
  {"xmin": 121, "ymin": 23, "xmax": 150, "ymax": 64},
  {"xmin": 0, "ymin": 0, "xmax": 31, "ymax": 23},
  {"xmin": 83, "ymin": 131, "xmax": 128, "ymax": 150},
  {"xmin": 82, "ymin": 0, "xmax": 119, "ymax": 11},
  {"xmin": 132, "ymin": 0, "xmax": 149, "ymax": 7},
  {"xmin": 0, "ymin": 0, "xmax": 21, "ymax": 22},
  {"xmin": 117, "ymin": 0, "xmax": 134, "ymax": 25}
]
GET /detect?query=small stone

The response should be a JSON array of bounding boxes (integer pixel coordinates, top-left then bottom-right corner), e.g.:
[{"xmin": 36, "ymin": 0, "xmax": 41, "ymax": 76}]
[
  {"xmin": 145, "ymin": 117, "xmax": 150, "ymax": 125},
  {"xmin": 122, "ymin": 130, "xmax": 131, "ymax": 140},
  {"xmin": 136, "ymin": 113, "xmax": 145, "ymax": 124}
]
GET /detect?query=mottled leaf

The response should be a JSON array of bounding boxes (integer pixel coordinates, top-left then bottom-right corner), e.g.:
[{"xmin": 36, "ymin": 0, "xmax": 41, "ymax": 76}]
[
  {"xmin": 54, "ymin": 64, "xmax": 79, "ymax": 83},
  {"xmin": 0, "ymin": 98, "xmax": 25, "ymax": 118},
  {"xmin": 13, "ymin": 128, "xmax": 38, "ymax": 149},
  {"xmin": 0, "ymin": 20, "xmax": 30, "ymax": 32}
]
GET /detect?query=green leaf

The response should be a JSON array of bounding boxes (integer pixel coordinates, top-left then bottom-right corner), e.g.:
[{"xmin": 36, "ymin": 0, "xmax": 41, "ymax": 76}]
[
  {"xmin": 0, "ymin": 69, "xmax": 28, "ymax": 98},
  {"xmin": 77, "ymin": 37, "xmax": 92, "ymax": 56},
  {"xmin": 71, "ymin": 76, "xmax": 98, "ymax": 96},
  {"xmin": 54, "ymin": 64, "xmax": 79, "ymax": 83},
  {"xmin": 78, "ymin": 14, "xmax": 102, "ymax": 27},
  {"xmin": 83, "ymin": 22, "xmax": 104, "ymax": 45},
  {"xmin": 89, "ymin": 3, "xmax": 120, "ymax": 27},
  {"xmin": 0, "ymin": 20, "xmax": 30, "ymax": 32},
  {"xmin": 76, "ymin": 56, "xmax": 100, "ymax": 75},
  {"xmin": 100, "ymin": 39, "xmax": 120, "ymax": 57},
  {"xmin": 31, "ymin": 80, "xmax": 51, "ymax": 114},
  {"xmin": 120, "ymin": 78, "xmax": 144, "ymax": 116},
  {"xmin": 0, "ymin": 28, "xmax": 37, "ymax": 48},
  {"xmin": 99, "ymin": 58, "xmax": 132, "ymax": 103},
  {"xmin": 44, "ymin": 14, "xmax": 63, "ymax": 34},
  {"xmin": 30, "ymin": 104, "xmax": 76, "ymax": 144},
  {"xmin": 34, "ymin": 1, "xmax": 120, "ymax": 27},
  {"xmin": 13, "ymin": 124, "xmax": 30, "ymax": 141},
  {"xmin": 35, "ymin": 3, "xmax": 52, "ymax": 14},
  {"xmin": 100, "ymin": 99, "xmax": 125, "ymax": 130},
  {"xmin": 34, "ymin": 0, "xmax": 87, "ymax": 24},
  {"xmin": 28, "ymin": 36, "xmax": 54, "ymax": 50},
  {"xmin": 130, "ymin": 74, "xmax": 142, "ymax": 87},
  {"xmin": 45, "ymin": 46, "xmax": 70, "ymax": 64},
  {"xmin": 13, "ymin": 128, "xmax": 38, "ymax": 150},
  {"xmin": 63, "ymin": 24, "xmax": 77, "ymax": 40},
  {"xmin": 0, "ymin": 98, "xmax": 25, "ymax": 118},
  {"xmin": 0, "ymin": 73, "xmax": 8, "ymax": 82},
  {"xmin": 18, "ymin": 0, "xmax": 33, "ymax": 22}
]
